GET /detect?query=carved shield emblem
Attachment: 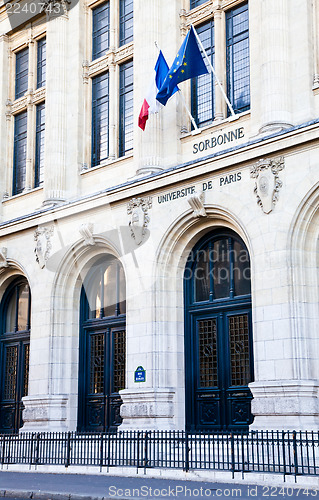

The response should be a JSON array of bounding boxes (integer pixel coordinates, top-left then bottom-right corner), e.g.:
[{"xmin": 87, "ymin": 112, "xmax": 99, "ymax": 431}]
[
  {"xmin": 256, "ymin": 168, "xmax": 276, "ymax": 214},
  {"xmin": 250, "ymin": 157, "xmax": 284, "ymax": 214},
  {"xmin": 127, "ymin": 197, "xmax": 152, "ymax": 246}
]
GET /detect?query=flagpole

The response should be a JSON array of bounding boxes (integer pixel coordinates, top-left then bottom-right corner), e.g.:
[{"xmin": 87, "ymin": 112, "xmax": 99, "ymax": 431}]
[
  {"xmin": 178, "ymin": 90, "xmax": 201, "ymax": 134},
  {"xmin": 191, "ymin": 24, "xmax": 236, "ymax": 118}
]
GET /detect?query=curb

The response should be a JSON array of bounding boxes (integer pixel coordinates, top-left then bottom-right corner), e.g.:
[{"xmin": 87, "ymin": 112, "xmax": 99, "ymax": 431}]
[{"xmin": 0, "ymin": 490, "xmax": 110, "ymax": 500}]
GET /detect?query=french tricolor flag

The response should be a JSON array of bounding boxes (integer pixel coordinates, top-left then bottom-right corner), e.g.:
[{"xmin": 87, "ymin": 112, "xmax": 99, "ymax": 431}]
[{"xmin": 138, "ymin": 51, "xmax": 178, "ymax": 131}]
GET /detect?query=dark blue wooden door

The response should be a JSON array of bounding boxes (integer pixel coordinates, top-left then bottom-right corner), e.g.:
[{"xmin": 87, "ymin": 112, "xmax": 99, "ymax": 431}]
[
  {"xmin": 184, "ymin": 231, "xmax": 254, "ymax": 431},
  {"xmin": 82, "ymin": 326, "xmax": 125, "ymax": 432},
  {"xmin": 0, "ymin": 280, "xmax": 30, "ymax": 434},
  {"xmin": 78, "ymin": 257, "xmax": 126, "ymax": 432}
]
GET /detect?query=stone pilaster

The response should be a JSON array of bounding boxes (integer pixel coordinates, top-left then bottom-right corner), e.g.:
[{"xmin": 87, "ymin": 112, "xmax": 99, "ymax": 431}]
[
  {"xmin": 259, "ymin": 0, "xmax": 292, "ymax": 133},
  {"xmin": 0, "ymin": 35, "xmax": 9, "ymax": 209},
  {"xmin": 313, "ymin": 0, "xmax": 319, "ymax": 87},
  {"xmin": 213, "ymin": 8, "xmax": 226, "ymax": 121},
  {"xmin": 43, "ymin": 8, "xmax": 68, "ymax": 204},
  {"xmin": 134, "ymin": 0, "xmax": 174, "ymax": 176},
  {"xmin": 108, "ymin": 60, "xmax": 117, "ymax": 161}
]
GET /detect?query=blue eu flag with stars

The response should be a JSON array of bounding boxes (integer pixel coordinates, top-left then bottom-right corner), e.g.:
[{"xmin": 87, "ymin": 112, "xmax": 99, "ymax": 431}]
[{"xmin": 156, "ymin": 26, "xmax": 208, "ymax": 106}]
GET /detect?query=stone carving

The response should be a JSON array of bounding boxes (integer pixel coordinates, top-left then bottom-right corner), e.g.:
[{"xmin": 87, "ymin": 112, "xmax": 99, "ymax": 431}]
[
  {"xmin": 187, "ymin": 191, "xmax": 206, "ymax": 217},
  {"xmin": 250, "ymin": 157, "xmax": 285, "ymax": 213},
  {"xmin": 115, "ymin": 42, "xmax": 134, "ymax": 63},
  {"xmin": 42, "ymin": 0, "xmax": 70, "ymax": 16},
  {"xmin": 33, "ymin": 87, "xmax": 46, "ymax": 104},
  {"xmin": 127, "ymin": 197, "xmax": 152, "ymax": 245},
  {"xmin": 182, "ymin": 1, "xmax": 214, "ymax": 26},
  {"xmin": 79, "ymin": 222, "xmax": 94, "ymax": 246},
  {"xmin": 0, "ymin": 247, "xmax": 8, "ymax": 268},
  {"xmin": 34, "ymin": 226, "xmax": 54, "ymax": 269},
  {"xmin": 88, "ymin": 56, "xmax": 110, "ymax": 78},
  {"xmin": 82, "ymin": 60, "xmax": 90, "ymax": 84}
]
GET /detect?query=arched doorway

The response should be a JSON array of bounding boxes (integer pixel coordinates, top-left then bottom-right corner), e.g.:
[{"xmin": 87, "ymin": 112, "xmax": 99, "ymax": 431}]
[
  {"xmin": 0, "ymin": 278, "xmax": 31, "ymax": 433},
  {"xmin": 78, "ymin": 256, "xmax": 126, "ymax": 432},
  {"xmin": 184, "ymin": 230, "xmax": 254, "ymax": 431}
]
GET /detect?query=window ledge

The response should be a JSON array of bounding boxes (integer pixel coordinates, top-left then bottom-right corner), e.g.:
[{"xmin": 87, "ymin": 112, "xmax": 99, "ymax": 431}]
[
  {"xmin": 2, "ymin": 186, "xmax": 43, "ymax": 204},
  {"xmin": 80, "ymin": 153, "xmax": 134, "ymax": 175},
  {"xmin": 180, "ymin": 110, "xmax": 250, "ymax": 140}
]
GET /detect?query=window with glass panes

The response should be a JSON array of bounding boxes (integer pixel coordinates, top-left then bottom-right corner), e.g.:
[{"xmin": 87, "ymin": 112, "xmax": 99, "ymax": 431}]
[
  {"xmin": 92, "ymin": 2, "xmax": 110, "ymax": 60},
  {"xmin": 92, "ymin": 72, "xmax": 109, "ymax": 167},
  {"xmin": 15, "ymin": 47, "xmax": 28, "ymax": 99},
  {"xmin": 119, "ymin": 0, "xmax": 133, "ymax": 46},
  {"xmin": 226, "ymin": 3, "xmax": 250, "ymax": 114},
  {"xmin": 35, "ymin": 103, "xmax": 45, "ymax": 187},
  {"xmin": 13, "ymin": 111, "xmax": 27, "ymax": 195},
  {"xmin": 190, "ymin": 0, "xmax": 207, "ymax": 8},
  {"xmin": 37, "ymin": 38, "xmax": 46, "ymax": 89},
  {"xmin": 191, "ymin": 20, "xmax": 214, "ymax": 128},
  {"xmin": 119, "ymin": 60, "xmax": 133, "ymax": 157}
]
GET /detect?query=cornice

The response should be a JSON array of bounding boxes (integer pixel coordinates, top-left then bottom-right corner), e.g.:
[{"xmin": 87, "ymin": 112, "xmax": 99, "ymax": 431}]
[{"xmin": 0, "ymin": 118, "xmax": 319, "ymax": 235}]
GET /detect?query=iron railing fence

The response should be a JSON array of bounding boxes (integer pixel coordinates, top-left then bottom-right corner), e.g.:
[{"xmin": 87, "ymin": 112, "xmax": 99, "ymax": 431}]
[{"xmin": 0, "ymin": 430, "xmax": 318, "ymax": 479}]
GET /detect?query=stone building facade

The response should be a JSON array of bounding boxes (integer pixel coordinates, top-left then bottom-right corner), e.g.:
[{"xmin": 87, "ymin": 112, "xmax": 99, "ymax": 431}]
[{"xmin": 0, "ymin": 0, "xmax": 318, "ymax": 434}]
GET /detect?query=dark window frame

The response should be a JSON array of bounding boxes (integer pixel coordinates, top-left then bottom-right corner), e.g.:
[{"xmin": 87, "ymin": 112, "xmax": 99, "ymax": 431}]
[
  {"xmin": 226, "ymin": 2, "xmax": 250, "ymax": 114},
  {"xmin": 119, "ymin": 0, "xmax": 133, "ymax": 46},
  {"xmin": 92, "ymin": 1, "xmax": 110, "ymax": 61},
  {"xmin": 37, "ymin": 37, "xmax": 46, "ymax": 89},
  {"xmin": 191, "ymin": 20, "xmax": 215, "ymax": 128},
  {"xmin": 34, "ymin": 102, "xmax": 45, "ymax": 188},
  {"xmin": 91, "ymin": 71, "xmax": 109, "ymax": 167},
  {"xmin": 190, "ymin": 0, "xmax": 207, "ymax": 8},
  {"xmin": 13, "ymin": 110, "xmax": 27, "ymax": 196},
  {"xmin": 15, "ymin": 47, "xmax": 29, "ymax": 100},
  {"xmin": 119, "ymin": 60, "xmax": 133, "ymax": 157}
]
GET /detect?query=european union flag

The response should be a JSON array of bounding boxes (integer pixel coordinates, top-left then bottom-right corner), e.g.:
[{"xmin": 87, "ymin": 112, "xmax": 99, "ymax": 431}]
[{"xmin": 156, "ymin": 26, "xmax": 208, "ymax": 106}]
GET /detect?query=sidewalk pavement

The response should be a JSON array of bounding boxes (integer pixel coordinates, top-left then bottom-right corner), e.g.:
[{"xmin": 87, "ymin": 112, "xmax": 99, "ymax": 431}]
[
  {"xmin": 0, "ymin": 470, "xmax": 244, "ymax": 500},
  {"xmin": 0, "ymin": 470, "xmax": 318, "ymax": 500}
]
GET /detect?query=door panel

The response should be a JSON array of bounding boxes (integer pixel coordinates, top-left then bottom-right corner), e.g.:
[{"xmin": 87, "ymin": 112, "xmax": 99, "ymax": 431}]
[
  {"xmin": 0, "ymin": 341, "xmax": 29, "ymax": 433},
  {"xmin": 187, "ymin": 309, "xmax": 253, "ymax": 431},
  {"xmin": 194, "ymin": 316, "xmax": 223, "ymax": 430},
  {"xmin": 80, "ymin": 326, "xmax": 125, "ymax": 432},
  {"xmin": 226, "ymin": 312, "xmax": 254, "ymax": 430}
]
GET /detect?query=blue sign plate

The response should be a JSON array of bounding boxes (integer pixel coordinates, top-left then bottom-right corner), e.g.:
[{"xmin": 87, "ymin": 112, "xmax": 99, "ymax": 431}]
[{"xmin": 134, "ymin": 366, "xmax": 146, "ymax": 383}]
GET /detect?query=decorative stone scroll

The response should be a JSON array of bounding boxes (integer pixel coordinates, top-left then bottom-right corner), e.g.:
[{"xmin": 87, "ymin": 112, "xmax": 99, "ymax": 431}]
[
  {"xmin": 250, "ymin": 157, "xmax": 285, "ymax": 214},
  {"xmin": 34, "ymin": 226, "xmax": 54, "ymax": 269},
  {"xmin": 79, "ymin": 223, "xmax": 94, "ymax": 246},
  {"xmin": 0, "ymin": 247, "xmax": 8, "ymax": 268},
  {"xmin": 187, "ymin": 191, "xmax": 206, "ymax": 217},
  {"xmin": 127, "ymin": 197, "xmax": 152, "ymax": 245}
]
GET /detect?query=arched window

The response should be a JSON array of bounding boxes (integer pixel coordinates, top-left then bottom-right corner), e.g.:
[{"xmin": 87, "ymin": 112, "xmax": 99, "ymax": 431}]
[
  {"xmin": 0, "ymin": 278, "xmax": 31, "ymax": 433},
  {"xmin": 78, "ymin": 256, "xmax": 126, "ymax": 432},
  {"xmin": 184, "ymin": 230, "xmax": 254, "ymax": 432}
]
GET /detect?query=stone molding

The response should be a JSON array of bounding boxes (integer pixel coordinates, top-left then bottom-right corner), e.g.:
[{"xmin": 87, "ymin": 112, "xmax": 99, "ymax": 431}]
[
  {"xmin": 250, "ymin": 380, "xmax": 319, "ymax": 430},
  {"xmin": 180, "ymin": 1, "xmax": 214, "ymax": 28},
  {"xmin": 88, "ymin": 43, "xmax": 133, "ymax": 78},
  {"xmin": 21, "ymin": 394, "xmax": 69, "ymax": 432},
  {"xmin": 120, "ymin": 389, "xmax": 175, "ymax": 430},
  {"xmin": 250, "ymin": 156, "xmax": 285, "ymax": 214}
]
